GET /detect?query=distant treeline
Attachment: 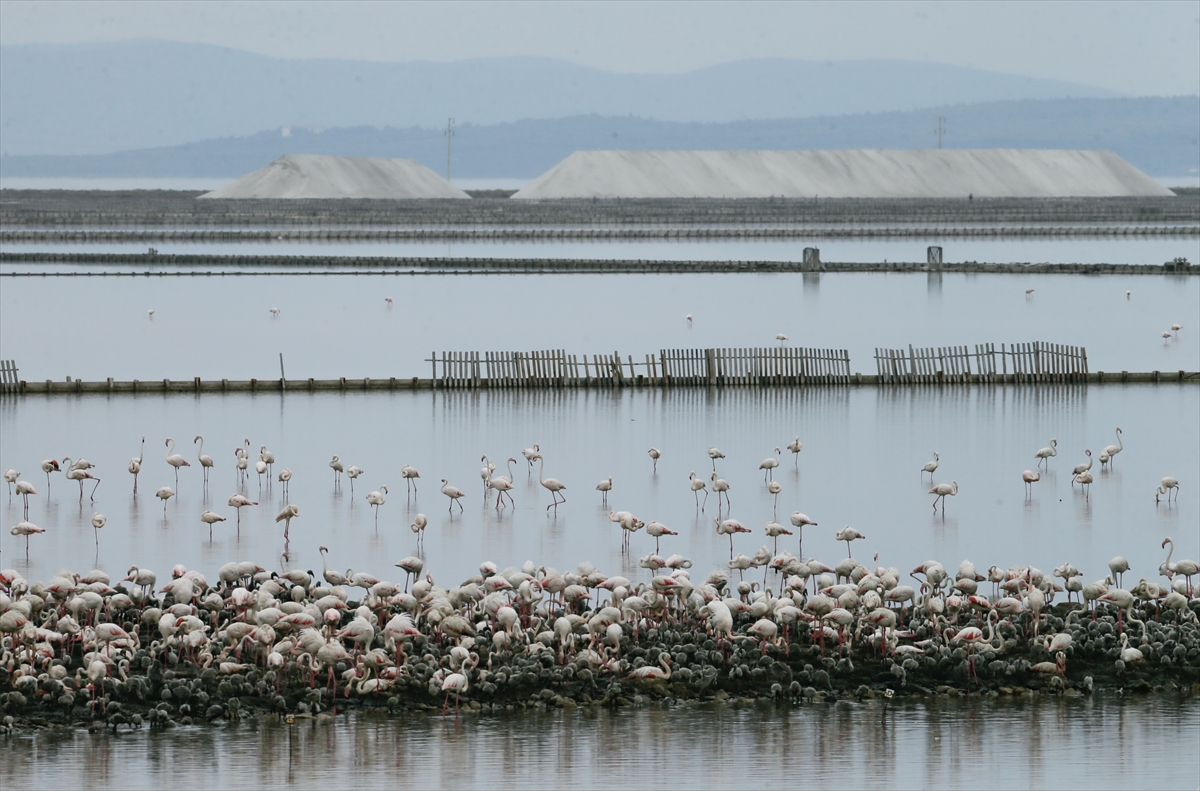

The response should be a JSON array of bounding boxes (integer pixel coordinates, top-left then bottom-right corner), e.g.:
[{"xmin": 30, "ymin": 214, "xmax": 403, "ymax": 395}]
[{"xmin": 2, "ymin": 96, "xmax": 1196, "ymax": 179}]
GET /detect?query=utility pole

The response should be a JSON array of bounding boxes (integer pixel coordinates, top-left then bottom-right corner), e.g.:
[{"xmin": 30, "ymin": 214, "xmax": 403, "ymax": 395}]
[
  {"xmin": 935, "ymin": 116, "xmax": 946, "ymax": 149},
  {"xmin": 445, "ymin": 118, "xmax": 455, "ymax": 181}
]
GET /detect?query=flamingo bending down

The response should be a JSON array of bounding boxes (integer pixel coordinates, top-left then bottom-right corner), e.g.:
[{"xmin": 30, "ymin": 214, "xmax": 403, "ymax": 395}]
[
  {"xmin": 66, "ymin": 467, "xmax": 101, "ymax": 502},
  {"xmin": 200, "ymin": 510, "xmax": 227, "ymax": 539},
  {"xmin": 759, "ymin": 448, "xmax": 781, "ymax": 481},
  {"xmin": 647, "ymin": 447, "xmax": 661, "ymax": 473},
  {"xmin": 922, "ymin": 452, "xmax": 939, "ymax": 480},
  {"xmin": 480, "ymin": 455, "xmax": 496, "ymax": 492},
  {"xmin": 275, "ymin": 503, "xmax": 300, "ymax": 539},
  {"xmin": 129, "ymin": 436, "xmax": 145, "ymax": 492},
  {"xmin": 401, "ymin": 465, "xmax": 420, "ymax": 494},
  {"xmin": 410, "ymin": 514, "xmax": 428, "ymax": 549},
  {"xmin": 1074, "ymin": 470, "xmax": 1093, "ymax": 498},
  {"xmin": 595, "ymin": 476, "xmax": 613, "ymax": 505},
  {"xmin": 1102, "ymin": 428, "xmax": 1123, "ymax": 466},
  {"xmin": 537, "ymin": 457, "xmax": 567, "ymax": 512},
  {"xmin": 1034, "ymin": 439, "xmax": 1058, "ymax": 468},
  {"xmin": 366, "ymin": 486, "xmax": 388, "ymax": 524},
  {"xmin": 1108, "ymin": 556, "xmax": 1130, "ymax": 589},
  {"xmin": 929, "ymin": 481, "xmax": 958, "ymax": 513},
  {"xmin": 440, "ymin": 479, "xmax": 465, "ymax": 513},
  {"xmin": 1022, "ymin": 470, "xmax": 1041, "ymax": 496},
  {"xmin": 90, "ymin": 512, "xmax": 106, "ymax": 545},
  {"xmin": 689, "ymin": 472, "xmax": 708, "ymax": 509},
  {"xmin": 194, "ymin": 436, "xmax": 214, "ymax": 484},
  {"xmin": 486, "ymin": 458, "xmax": 517, "ymax": 508},
  {"xmin": 165, "ymin": 438, "xmax": 191, "ymax": 484},
  {"xmin": 1155, "ymin": 477, "xmax": 1179, "ymax": 504}
]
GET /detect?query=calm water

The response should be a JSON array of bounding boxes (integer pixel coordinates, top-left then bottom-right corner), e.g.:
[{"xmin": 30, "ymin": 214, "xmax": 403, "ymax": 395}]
[
  {"xmin": 1, "ymin": 696, "xmax": 1196, "ymax": 790},
  {"xmin": 1, "ymin": 386, "xmax": 1196, "ymax": 590},
  {"xmin": 3, "ymin": 235, "xmax": 1196, "ymax": 265},
  {"xmin": 0, "ymin": 272, "xmax": 1195, "ymax": 382}
]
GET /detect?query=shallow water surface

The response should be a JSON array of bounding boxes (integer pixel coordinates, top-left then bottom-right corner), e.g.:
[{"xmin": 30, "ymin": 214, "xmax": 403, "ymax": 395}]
[{"xmin": 1, "ymin": 695, "xmax": 1196, "ymax": 790}]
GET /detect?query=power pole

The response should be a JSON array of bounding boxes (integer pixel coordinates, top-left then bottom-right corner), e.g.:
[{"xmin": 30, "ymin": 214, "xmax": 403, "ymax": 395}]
[
  {"xmin": 935, "ymin": 116, "xmax": 946, "ymax": 149},
  {"xmin": 445, "ymin": 118, "xmax": 455, "ymax": 180}
]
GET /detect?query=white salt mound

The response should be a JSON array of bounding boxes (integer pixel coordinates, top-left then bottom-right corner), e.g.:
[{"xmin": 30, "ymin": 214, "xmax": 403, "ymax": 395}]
[
  {"xmin": 199, "ymin": 154, "xmax": 469, "ymax": 199},
  {"xmin": 512, "ymin": 149, "xmax": 1172, "ymax": 199}
]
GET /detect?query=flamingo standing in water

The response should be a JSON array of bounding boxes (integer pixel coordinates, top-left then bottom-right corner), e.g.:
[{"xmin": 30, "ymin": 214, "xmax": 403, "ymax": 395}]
[
  {"xmin": 276, "ymin": 503, "xmax": 300, "ymax": 539},
  {"xmin": 767, "ymin": 480, "xmax": 782, "ymax": 518},
  {"xmin": 1074, "ymin": 470, "xmax": 1093, "ymax": 499},
  {"xmin": 10, "ymin": 521, "xmax": 44, "ymax": 556},
  {"xmin": 259, "ymin": 445, "xmax": 275, "ymax": 477},
  {"xmin": 3, "ymin": 469, "xmax": 17, "ymax": 497},
  {"xmin": 1156, "ymin": 477, "xmax": 1179, "ymax": 504},
  {"xmin": 1102, "ymin": 428, "xmax": 1123, "ymax": 467},
  {"xmin": 165, "ymin": 438, "xmax": 190, "ymax": 485},
  {"xmin": 595, "ymin": 476, "xmax": 613, "ymax": 505},
  {"xmin": 410, "ymin": 514, "xmax": 428, "ymax": 550},
  {"xmin": 401, "ymin": 465, "xmax": 420, "ymax": 494},
  {"xmin": 710, "ymin": 472, "xmax": 731, "ymax": 510},
  {"xmin": 194, "ymin": 436, "xmax": 214, "ymax": 486},
  {"xmin": 346, "ymin": 465, "xmax": 364, "ymax": 494},
  {"xmin": 278, "ymin": 468, "xmax": 293, "ymax": 499},
  {"xmin": 764, "ymin": 520, "xmax": 793, "ymax": 553},
  {"xmin": 790, "ymin": 512, "xmax": 817, "ymax": 557},
  {"xmin": 329, "ymin": 456, "xmax": 344, "ymax": 487},
  {"xmin": 128, "ymin": 436, "xmax": 144, "ymax": 493},
  {"xmin": 366, "ymin": 486, "xmax": 388, "ymax": 524},
  {"xmin": 200, "ymin": 509, "xmax": 226, "ymax": 539},
  {"xmin": 1034, "ymin": 439, "xmax": 1057, "ymax": 468},
  {"xmin": 708, "ymin": 447, "xmax": 725, "ymax": 471},
  {"xmin": 486, "ymin": 458, "xmax": 517, "ymax": 508},
  {"xmin": 90, "ymin": 512, "xmax": 106, "ymax": 545},
  {"xmin": 715, "ymin": 518, "xmax": 751, "ymax": 559},
  {"xmin": 835, "ymin": 526, "xmax": 866, "ymax": 558},
  {"xmin": 228, "ymin": 494, "xmax": 257, "ymax": 532},
  {"xmin": 66, "ymin": 467, "xmax": 101, "ymax": 502},
  {"xmin": 922, "ymin": 452, "xmax": 939, "ymax": 481},
  {"xmin": 41, "ymin": 459, "xmax": 61, "ymax": 492},
  {"xmin": 537, "ymin": 457, "xmax": 567, "ymax": 513},
  {"xmin": 1022, "ymin": 470, "xmax": 1041, "ymax": 496},
  {"xmin": 787, "ymin": 436, "xmax": 802, "ymax": 465},
  {"xmin": 1071, "ymin": 449, "xmax": 1093, "ymax": 484},
  {"xmin": 156, "ymin": 486, "xmax": 175, "ymax": 514},
  {"xmin": 689, "ymin": 472, "xmax": 708, "ymax": 509},
  {"xmin": 440, "ymin": 479, "xmax": 465, "ymax": 513},
  {"xmin": 759, "ymin": 448, "xmax": 781, "ymax": 481},
  {"xmin": 16, "ymin": 480, "xmax": 36, "ymax": 518},
  {"xmin": 929, "ymin": 481, "xmax": 958, "ymax": 513},
  {"xmin": 522, "ymin": 444, "xmax": 541, "ymax": 475},
  {"xmin": 647, "ymin": 447, "xmax": 661, "ymax": 473}
]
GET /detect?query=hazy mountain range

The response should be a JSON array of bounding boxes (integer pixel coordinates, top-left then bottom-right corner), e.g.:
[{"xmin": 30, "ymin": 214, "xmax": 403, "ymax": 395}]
[
  {"xmin": 3, "ymin": 96, "xmax": 1195, "ymax": 179},
  {"xmin": 0, "ymin": 40, "xmax": 1123, "ymax": 157}
]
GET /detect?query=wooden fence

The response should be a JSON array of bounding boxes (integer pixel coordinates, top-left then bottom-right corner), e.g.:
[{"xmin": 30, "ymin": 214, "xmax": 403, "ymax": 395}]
[
  {"xmin": 430, "ymin": 347, "xmax": 851, "ymax": 388},
  {"xmin": 0, "ymin": 360, "xmax": 18, "ymax": 394},
  {"xmin": 874, "ymin": 342, "xmax": 1088, "ymax": 384}
]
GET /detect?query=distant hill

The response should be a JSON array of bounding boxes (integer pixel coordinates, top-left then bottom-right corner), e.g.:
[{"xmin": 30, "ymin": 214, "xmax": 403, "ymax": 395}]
[
  {"xmin": 0, "ymin": 40, "xmax": 1120, "ymax": 156},
  {"xmin": 3, "ymin": 96, "xmax": 1195, "ymax": 179}
]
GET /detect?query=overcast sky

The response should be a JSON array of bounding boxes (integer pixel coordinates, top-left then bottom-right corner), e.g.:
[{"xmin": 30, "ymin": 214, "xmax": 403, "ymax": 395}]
[{"xmin": 2, "ymin": 0, "xmax": 1197, "ymax": 96}]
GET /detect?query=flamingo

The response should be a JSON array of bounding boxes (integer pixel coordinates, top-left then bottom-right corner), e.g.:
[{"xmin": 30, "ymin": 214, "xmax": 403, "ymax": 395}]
[
  {"xmin": 401, "ymin": 465, "xmax": 419, "ymax": 494},
  {"xmin": 319, "ymin": 546, "xmax": 347, "ymax": 585},
  {"xmin": 259, "ymin": 445, "xmax": 275, "ymax": 475},
  {"xmin": 440, "ymin": 479, "xmax": 465, "ymax": 513},
  {"xmin": 647, "ymin": 447, "xmax": 661, "ymax": 473},
  {"xmin": 715, "ymin": 517, "xmax": 751, "ymax": 558},
  {"xmin": 40, "ymin": 458, "xmax": 61, "ymax": 491},
  {"xmin": 776, "ymin": 334, "xmax": 788, "ymax": 346},
  {"xmin": 66, "ymin": 467, "xmax": 101, "ymax": 502},
  {"xmin": 710, "ymin": 472, "xmax": 731, "ymax": 510},
  {"xmin": 441, "ymin": 662, "xmax": 472, "ymax": 718},
  {"xmin": 165, "ymin": 438, "xmax": 190, "ymax": 484},
  {"xmin": 200, "ymin": 509, "xmax": 226, "ymax": 539},
  {"xmin": 275, "ymin": 503, "xmax": 299, "ymax": 539},
  {"xmin": 1022, "ymin": 470, "xmax": 1040, "ymax": 496},
  {"xmin": 929, "ymin": 481, "xmax": 958, "ymax": 513},
  {"xmin": 689, "ymin": 472, "xmax": 708, "ymax": 509},
  {"xmin": 194, "ymin": 436, "xmax": 214, "ymax": 485},
  {"xmin": 1034, "ymin": 439, "xmax": 1058, "ymax": 468},
  {"xmin": 15, "ymin": 480, "xmax": 36, "ymax": 518},
  {"xmin": 595, "ymin": 476, "xmax": 613, "ymax": 505},
  {"xmin": 10, "ymin": 521, "xmax": 44, "ymax": 555},
  {"xmin": 1071, "ymin": 449, "xmax": 1093, "ymax": 482},
  {"xmin": 787, "ymin": 436, "xmax": 802, "ymax": 465},
  {"xmin": 922, "ymin": 452, "xmax": 939, "ymax": 480},
  {"xmin": 1156, "ymin": 477, "xmax": 1179, "ymax": 504},
  {"xmin": 708, "ymin": 447, "xmax": 725, "ymax": 471},
  {"xmin": 329, "ymin": 456, "xmax": 344, "ymax": 486},
  {"xmin": 346, "ymin": 464, "xmax": 364, "ymax": 494},
  {"xmin": 522, "ymin": 444, "xmax": 541, "ymax": 474},
  {"xmin": 1098, "ymin": 450, "xmax": 1110, "ymax": 468},
  {"xmin": 156, "ymin": 486, "xmax": 175, "ymax": 514},
  {"xmin": 227, "ymin": 494, "xmax": 257, "ymax": 531},
  {"xmin": 409, "ymin": 514, "xmax": 428, "ymax": 550},
  {"xmin": 1161, "ymin": 537, "xmax": 1198, "ymax": 594},
  {"xmin": 128, "ymin": 436, "xmax": 144, "ymax": 492},
  {"xmin": 537, "ymin": 457, "xmax": 566, "ymax": 512},
  {"xmin": 366, "ymin": 486, "xmax": 388, "ymax": 523},
  {"xmin": 3, "ymin": 469, "xmax": 17, "ymax": 497},
  {"xmin": 90, "ymin": 513, "xmax": 105, "ymax": 544},
  {"xmin": 486, "ymin": 458, "xmax": 517, "ymax": 508},
  {"xmin": 1108, "ymin": 556, "xmax": 1130, "ymax": 588},
  {"xmin": 278, "ymin": 468, "xmax": 293, "ymax": 499},
  {"xmin": 1102, "ymin": 428, "xmax": 1123, "ymax": 466},
  {"xmin": 255, "ymin": 459, "xmax": 268, "ymax": 490},
  {"xmin": 835, "ymin": 526, "xmax": 865, "ymax": 558},
  {"xmin": 767, "ymin": 479, "xmax": 782, "ymax": 518},
  {"xmin": 627, "ymin": 653, "xmax": 672, "ymax": 680},
  {"xmin": 759, "ymin": 448, "xmax": 781, "ymax": 481},
  {"xmin": 764, "ymin": 520, "xmax": 793, "ymax": 554},
  {"xmin": 686, "ymin": 314, "xmax": 692, "ymax": 324},
  {"xmin": 235, "ymin": 447, "xmax": 249, "ymax": 485},
  {"xmin": 790, "ymin": 512, "xmax": 817, "ymax": 557},
  {"xmin": 645, "ymin": 521, "xmax": 677, "ymax": 553},
  {"xmin": 480, "ymin": 455, "xmax": 496, "ymax": 492},
  {"xmin": 1074, "ymin": 470, "xmax": 1093, "ymax": 498}
]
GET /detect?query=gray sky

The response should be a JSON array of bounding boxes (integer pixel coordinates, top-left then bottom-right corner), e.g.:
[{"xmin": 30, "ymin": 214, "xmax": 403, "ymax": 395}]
[{"xmin": 1, "ymin": 0, "xmax": 1197, "ymax": 96}]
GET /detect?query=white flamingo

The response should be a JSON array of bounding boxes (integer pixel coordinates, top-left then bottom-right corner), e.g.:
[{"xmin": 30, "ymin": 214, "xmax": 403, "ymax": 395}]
[
  {"xmin": 710, "ymin": 471, "xmax": 731, "ymax": 510},
  {"xmin": 66, "ymin": 467, "xmax": 101, "ymax": 502},
  {"xmin": 647, "ymin": 447, "xmax": 661, "ymax": 473},
  {"xmin": 835, "ymin": 526, "xmax": 866, "ymax": 558},
  {"xmin": 689, "ymin": 472, "xmax": 708, "ymax": 509},
  {"xmin": 708, "ymin": 447, "xmax": 725, "ymax": 471},
  {"xmin": 1071, "ymin": 449, "xmax": 1092, "ymax": 483},
  {"xmin": 194, "ymin": 436, "xmax": 214, "ymax": 485},
  {"xmin": 128, "ymin": 436, "xmax": 144, "ymax": 493},
  {"xmin": 346, "ymin": 464, "xmax": 364, "ymax": 494},
  {"xmin": 929, "ymin": 481, "xmax": 958, "ymax": 513},
  {"xmin": 789, "ymin": 512, "xmax": 817, "ymax": 556},
  {"xmin": 645, "ymin": 521, "xmax": 677, "ymax": 553},
  {"xmin": 764, "ymin": 520, "xmax": 793, "ymax": 553},
  {"xmin": 595, "ymin": 476, "xmax": 613, "ymax": 505},
  {"xmin": 366, "ymin": 486, "xmax": 388, "ymax": 524},
  {"xmin": 278, "ymin": 468, "xmax": 293, "ymax": 498},
  {"xmin": 200, "ymin": 509, "xmax": 226, "ymax": 539},
  {"xmin": 767, "ymin": 479, "xmax": 782, "ymax": 518},
  {"xmin": 10, "ymin": 520, "xmax": 44, "ymax": 555},
  {"xmin": 410, "ymin": 514, "xmax": 428, "ymax": 550},
  {"xmin": 16, "ymin": 480, "xmax": 36, "ymax": 518},
  {"xmin": 487, "ymin": 458, "xmax": 517, "ymax": 508},
  {"xmin": 156, "ymin": 486, "xmax": 175, "ymax": 514},
  {"xmin": 1074, "ymin": 470, "xmax": 1093, "ymax": 498},
  {"xmin": 275, "ymin": 503, "xmax": 299, "ymax": 539},
  {"xmin": 522, "ymin": 444, "xmax": 541, "ymax": 474},
  {"xmin": 1156, "ymin": 477, "xmax": 1179, "ymax": 504},
  {"xmin": 1034, "ymin": 439, "xmax": 1058, "ymax": 468},
  {"xmin": 227, "ymin": 493, "xmax": 257, "ymax": 530},
  {"xmin": 715, "ymin": 517, "xmax": 751, "ymax": 558},
  {"xmin": 401, "ymin": 465, "xmax": 420, "ymax": 494},
  {"xmin": 329, "ymin": 456, "xmax": 344, "ymax": 486},
  {"xmin": 90, "ymin": 512, "xmax": 106, "ymax": 545},
  {"xmin": 922, "ymin": 452, "xmax": 939, "ymax": 480},
  {"xmin": 537, "ymin": 457, "xmax": 566, "ymax": 512},
  {"xmin": 3, "ymin": 468, "xmax": 17, "ymax": 497},
  {"xmin": 787, "ymin": 436, "xmax": 802, "ymax": 465},
  {"xmin": 1102, "ymin": 428, "xmax": 1123, "ymax": 466},
  {"xmin": 40, "ymin": 458, "xmax": 61, "ymax": 492},
  {"xmin": 1022, "ymin": 470, "xmax": 1040, "ymax": 496},
  {"xmin": 759, "ymin": 448, "xmax": 781, "ymax": 481},
  {"xmin": 440, "ymin": 479, "xmax": 465, "ymax": 513},
  {"xmin": 165, "ymin": 438, "xmax": 190, "ymax": 484}
]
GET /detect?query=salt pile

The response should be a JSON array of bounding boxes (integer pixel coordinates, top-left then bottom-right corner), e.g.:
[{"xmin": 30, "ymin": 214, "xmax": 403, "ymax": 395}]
[
  {"xmin": 512, "ymin": 149, "xmax": 1172, "ymax": 199},
  {"xmin": 200, "ymin": 154, "xmax": 469, "ymax": 199}
]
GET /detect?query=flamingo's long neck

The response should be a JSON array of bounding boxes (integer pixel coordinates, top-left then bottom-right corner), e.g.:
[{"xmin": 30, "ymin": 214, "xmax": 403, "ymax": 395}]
[
  {"xmin": 166, "ymin": 440, "xmax": 174, "ymax": 460},
  {"xmin": 1164, "ymin": 540, "xmax": 1174, "ymax": 570},
  {"xmin": 1115, "ymin": 429, "xmax": 1122, "ymax": 451},
  {"xmin": 197, "ymin": 437, "xmax": 205, "ymax": 458},
  {"xmin": 507, "ymin": 459, "xmax": 515, "ymax": 480}
]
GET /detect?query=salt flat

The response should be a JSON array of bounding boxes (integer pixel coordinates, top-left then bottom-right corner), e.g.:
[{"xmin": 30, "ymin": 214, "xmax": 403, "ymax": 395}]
[{"xmin": 200, "ymin": 154, "xmax": 469, "ymax": 199}]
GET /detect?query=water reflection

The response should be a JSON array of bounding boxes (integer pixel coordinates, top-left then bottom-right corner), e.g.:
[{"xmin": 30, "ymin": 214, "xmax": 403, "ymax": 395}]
[{"xmin": 1, "ymin": 697, "xmax": 1195, "ymax": 790}]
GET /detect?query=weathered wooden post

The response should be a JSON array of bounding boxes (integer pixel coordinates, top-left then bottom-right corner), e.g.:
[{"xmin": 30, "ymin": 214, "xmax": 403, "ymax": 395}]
[
  {"xmin": 802, "ymin": 247, "xmax": 821, "ymax": 272},
  {"xmin": 927, "ymin": 246, "xmax": 943, "ymax": 271}
]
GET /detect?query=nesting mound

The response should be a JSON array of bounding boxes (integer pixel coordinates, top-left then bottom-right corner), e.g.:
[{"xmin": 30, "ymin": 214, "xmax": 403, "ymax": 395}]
[
  {"xmin": 512, "ymin": 149, "xmax": 1172, "ymax": 199},
  {"xmin": 200, "ymin": 155, "xmax": 469, "ymax": 199}
]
